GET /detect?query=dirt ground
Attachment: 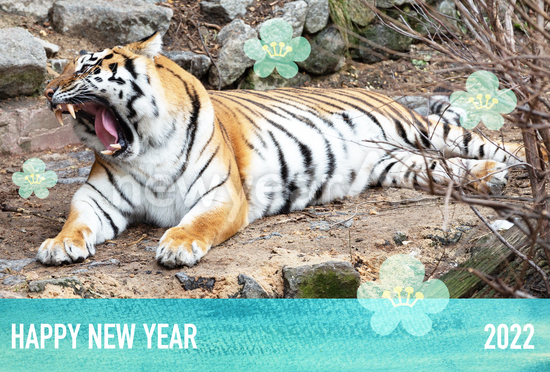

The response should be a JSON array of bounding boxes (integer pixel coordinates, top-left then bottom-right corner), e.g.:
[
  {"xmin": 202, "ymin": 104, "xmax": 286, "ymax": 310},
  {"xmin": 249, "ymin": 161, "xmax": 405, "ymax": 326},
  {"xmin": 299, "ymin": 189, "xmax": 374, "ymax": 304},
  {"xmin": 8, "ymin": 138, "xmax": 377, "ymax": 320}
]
[{"xmin": 0, "ymin": 5, "xmax": 535, "ymax": 299}]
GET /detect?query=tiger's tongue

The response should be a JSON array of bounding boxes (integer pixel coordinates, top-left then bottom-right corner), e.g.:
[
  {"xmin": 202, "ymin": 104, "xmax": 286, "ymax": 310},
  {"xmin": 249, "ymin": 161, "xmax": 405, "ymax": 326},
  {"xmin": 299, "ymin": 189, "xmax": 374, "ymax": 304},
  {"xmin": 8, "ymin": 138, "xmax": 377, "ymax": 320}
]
[{"xmin": 94, "ymin": 107, "xmax": 118, "ymax": 149}]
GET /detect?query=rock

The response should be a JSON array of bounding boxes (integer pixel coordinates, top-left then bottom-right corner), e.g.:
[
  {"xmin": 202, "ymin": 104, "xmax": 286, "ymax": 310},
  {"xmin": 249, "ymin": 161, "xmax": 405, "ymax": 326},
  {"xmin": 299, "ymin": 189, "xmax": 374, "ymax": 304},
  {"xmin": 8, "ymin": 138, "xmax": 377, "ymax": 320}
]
[
  {"xmin": 424, "ymin": 229, "xmax": 463, "ymax": 245},
  {"xmin": 298, "ymin": 27, "xmax": 345, "ymax": 75},
  {"xmin": 49, "ymin": 58, "xmax": 68, "ymax": 74},
  {"xmin": 70, "ymin": 150, "xmax": 95, "ymax": 162},
  {"xmin": 0, "ymin": 0, "xmax": 55, "ymax": 22},
  {"xmin": 57, "ymin": 177, "xmax": 87, "ymax": 184},
  {"xmin": 348, "ymin": 0, "xmax": 376, "ymax": 27},
  {"xmin": 200, "ymin": 0, "xmax": 253, "ymax": 23},
  {"xmin": 237, "ymin": 274, "xmax": 270, "ymax": 298},
  {"xmin": 209, "ymin": 20, "xmax": 257, "ymax": 88},
  {"xmin": 217, "ymin": 19, "xmax": 255, "ymax": 45},
  {"xmin": 272, "ymin": 1, "xmax": 308, "ymax": 37},
  {"xmin": 175, "ymin": 273, "xmax": 216, "ymax": 291},
  {"xmin": 0, "ymin": 258, "xmax": 35, "ymax": 273},
  {"xmin": 0, "ymin": 101, "xmax": 79, "ymax": 154},
  {"xmin": 376, "ymin": 0, "xmax": 414, "ymax": 7},
  {"xmin": 436, "ymin": 0, "xmax": 458, "ymax": 28},
  {"xmin": 0, "ymin": 28, "xmax": 47, "ymax": 99},
  {"xmin": 303, "ymin": 0, "xmax": 329, "ymax": 34},
  {"xmin": 28, "ymin": 276, "xmax": 84, "ymax": 293},
  {"xmin": 51, "ymin": 0, "xmax": 173, "ymax": 47},
  {"xmin": 283, "ymin": 261, "xmax": 361, "ymax": 298},
  {"xmin": 415, "ymin": 0, "xmax": 458, "ymax": 35},
  {"xmin": 354, "ymin": 24, "xmax": 412, "ymax": 63},
  {"xmin": 0, "ymin": 290, "xmax": 25, "ymax": 299},
  {"xmin": 164, "ymin": 51, "xmax": 211, "ymax": 79},
  {"xmin": 393, "ymin": 231, "xmax": 408, "ymax": 245},
  {"xmin": 34, "ymin": 38, "xmax": 59, "ymax": 58},
  {"xmin": 241, "ymin": 69, "xmax": 311, "ymax": 91},
  {"xmin": 2, "ymin": 275, "xmax": 26, "ymax": 286},
  {"xmin": 88, "ymin": 259, "xmax": 120, "ymax": 267}
]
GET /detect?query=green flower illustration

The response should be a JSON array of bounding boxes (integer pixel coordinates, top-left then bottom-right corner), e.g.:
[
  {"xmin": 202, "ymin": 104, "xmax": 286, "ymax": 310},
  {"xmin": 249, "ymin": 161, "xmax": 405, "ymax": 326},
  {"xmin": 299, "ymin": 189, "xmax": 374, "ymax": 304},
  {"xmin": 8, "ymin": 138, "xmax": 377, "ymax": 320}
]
[
  {"xmin": 12, "ymin": 158, "xmax": 57, "ymax": 199},
  {"xmin": 357, "ymin": 254, "xmax": 449, "ymax": 336},
  {"xmin": 244, "ymin": 18, "xmax": 311, "ymax": 78},
  {"xmin": 449, "ymin": 71, "xmax": 517, "ymax": 130}
]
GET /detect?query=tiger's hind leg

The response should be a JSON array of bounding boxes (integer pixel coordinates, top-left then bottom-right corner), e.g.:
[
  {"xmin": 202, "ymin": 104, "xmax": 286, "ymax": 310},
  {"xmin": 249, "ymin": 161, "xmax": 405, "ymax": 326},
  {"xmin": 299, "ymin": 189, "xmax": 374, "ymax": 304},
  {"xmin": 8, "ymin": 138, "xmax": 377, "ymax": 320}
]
[{"xmin": 368, "ymin": 151, "xmax": 509, "ymax": 195}]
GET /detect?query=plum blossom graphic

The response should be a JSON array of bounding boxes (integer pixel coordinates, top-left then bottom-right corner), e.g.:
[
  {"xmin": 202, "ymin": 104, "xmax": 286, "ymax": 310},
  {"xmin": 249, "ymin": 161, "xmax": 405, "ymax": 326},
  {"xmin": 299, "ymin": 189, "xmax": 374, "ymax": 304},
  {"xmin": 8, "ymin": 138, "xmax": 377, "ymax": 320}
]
[
  {"xmin": 244, "ymin": 18, "xmax": 311, "ymax": 78},
  {"xmin": 357, "ymin": 254, "xmax": 449, "ymax": 336},
  {"xmin": 449, "ymin": 71, "xmax": 517, "ymax": 130},
  {"xmin": 12, "ymin": 158, "xmax": 57, "ymax": 199}
]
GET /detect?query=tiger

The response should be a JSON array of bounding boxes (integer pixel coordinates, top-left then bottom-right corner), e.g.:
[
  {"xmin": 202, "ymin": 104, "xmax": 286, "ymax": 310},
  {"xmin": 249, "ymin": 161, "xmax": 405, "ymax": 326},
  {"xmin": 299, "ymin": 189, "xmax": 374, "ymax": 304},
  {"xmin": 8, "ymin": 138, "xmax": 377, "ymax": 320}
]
[{"xmin": 39, "ymin": 32, "xmax": 526, "ymax": 268}]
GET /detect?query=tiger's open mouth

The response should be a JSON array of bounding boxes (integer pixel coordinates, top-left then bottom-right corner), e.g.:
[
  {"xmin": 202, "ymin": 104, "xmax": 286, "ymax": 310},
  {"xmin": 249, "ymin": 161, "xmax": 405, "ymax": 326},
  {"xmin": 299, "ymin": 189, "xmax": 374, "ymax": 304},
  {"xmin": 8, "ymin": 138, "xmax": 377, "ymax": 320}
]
[{"xmin": 53, "ymin": 102, "xmax": 127, "ymax": 156}]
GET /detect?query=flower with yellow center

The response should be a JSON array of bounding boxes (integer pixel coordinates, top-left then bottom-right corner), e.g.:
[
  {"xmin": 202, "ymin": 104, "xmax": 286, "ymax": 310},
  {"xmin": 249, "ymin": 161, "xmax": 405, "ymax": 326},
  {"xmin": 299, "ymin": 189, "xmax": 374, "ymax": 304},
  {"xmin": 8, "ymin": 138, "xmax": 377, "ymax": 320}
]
[
  {"xmin": 449, "ymin": 71, "xmax": 517, "ymax": 130},
  {"xmin": 357, "ymin": 254, "xmax": 449, "ymax": 336},
  {"xmin": 12, "ymin": 158, "xmax": 58, "ymax": 199},
  {"xmin": 244, "ymin": 19, "xmax": 311, "ymax": 79}
]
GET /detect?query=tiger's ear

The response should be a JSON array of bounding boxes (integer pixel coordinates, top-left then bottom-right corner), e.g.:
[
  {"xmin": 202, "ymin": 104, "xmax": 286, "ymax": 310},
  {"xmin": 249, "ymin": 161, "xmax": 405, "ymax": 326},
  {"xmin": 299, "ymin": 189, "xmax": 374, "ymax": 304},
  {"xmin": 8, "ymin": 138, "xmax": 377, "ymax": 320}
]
[{"xmin": 126, "ymin": 32, "xmax": 163, "ymax": 59}]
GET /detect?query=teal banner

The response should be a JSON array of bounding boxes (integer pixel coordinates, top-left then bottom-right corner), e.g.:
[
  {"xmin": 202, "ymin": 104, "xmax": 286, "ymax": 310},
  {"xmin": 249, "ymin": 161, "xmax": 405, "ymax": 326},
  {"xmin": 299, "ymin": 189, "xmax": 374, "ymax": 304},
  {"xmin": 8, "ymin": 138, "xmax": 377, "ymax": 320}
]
[{"xmin": 0, "ymin": 299, "xmax": 548, "ymax": 371}]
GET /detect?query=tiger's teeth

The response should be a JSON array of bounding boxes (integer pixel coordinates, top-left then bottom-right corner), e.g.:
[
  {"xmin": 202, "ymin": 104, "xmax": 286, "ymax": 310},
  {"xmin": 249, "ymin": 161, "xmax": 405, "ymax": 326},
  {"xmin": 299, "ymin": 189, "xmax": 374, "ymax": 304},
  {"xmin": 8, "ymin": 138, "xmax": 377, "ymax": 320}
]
[
  {"xmin": 101, "ymin": 150, "xmax": 115, "ymax": 156},
  {"xmin": 67, "ymin": 104, "xmax": 76, "ymax": 119},
  {"xmin": 55, "ymin": 110, "xmax": 64, "ymax": 126},
  {"xmin": 55, "ymin": 104, "xmax": 62, "ymax": 111},
  {"xmin": 110, "ymin": 144, "xmax": 122, "ymax": 150}
]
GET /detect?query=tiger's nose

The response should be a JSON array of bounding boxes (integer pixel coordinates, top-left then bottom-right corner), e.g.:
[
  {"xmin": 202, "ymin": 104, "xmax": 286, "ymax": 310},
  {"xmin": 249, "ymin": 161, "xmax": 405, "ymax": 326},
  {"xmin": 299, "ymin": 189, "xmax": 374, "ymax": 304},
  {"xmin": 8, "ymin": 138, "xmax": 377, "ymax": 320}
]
[{"xmin": 44, "ymin": 87, "xmax": 57, "ymax": 102}]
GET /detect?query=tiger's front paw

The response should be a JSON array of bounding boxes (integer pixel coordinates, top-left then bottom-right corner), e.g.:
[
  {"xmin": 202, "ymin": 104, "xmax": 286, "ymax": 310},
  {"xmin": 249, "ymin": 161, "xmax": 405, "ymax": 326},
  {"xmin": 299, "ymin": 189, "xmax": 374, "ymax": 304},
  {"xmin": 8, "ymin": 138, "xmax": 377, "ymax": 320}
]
[
  {"xmin": 37, "ymin": 231, "xmax": 95, "ymax": 266},
  {"xmin": 155, "ymin": 227, "xmax": 211, "ymax": 268}
]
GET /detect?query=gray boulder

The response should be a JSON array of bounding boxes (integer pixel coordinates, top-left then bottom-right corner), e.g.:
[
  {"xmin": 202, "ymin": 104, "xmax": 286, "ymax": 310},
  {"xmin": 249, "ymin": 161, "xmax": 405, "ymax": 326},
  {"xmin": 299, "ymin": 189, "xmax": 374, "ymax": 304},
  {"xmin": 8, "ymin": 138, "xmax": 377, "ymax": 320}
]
[
  {"xmin": 272, "ymin": 1, "xmax": 309, "ymax": 37},
  {"xmin": 200, "ymin": 0, "xmax": 253, "ymax": 23},
  {"xmin": 436, "ymin": 0, "xmax": 458, "ymax": 29},
  {"xmin": 49, "ymin": 58, "xmax": 69, "ymax": 74},
  {"xmin": 241, "ymin": 69, "xmax": 311, "ymax": 91},
  {"xmin": 217, "ymin": 18, "xmax": 255, "ymax": 45},
  {"xmin": 376, "ymin": 0, "xmax": 414, "ymax": 7},
  {"xmin": 283, "ymin": 261, "xmax": 361, "ymax": 298},
  {"xmin": 354, "ymin": 24, "xmax": 412, "ymax": 63},
  {"xmin": 209, "ymin": 20, "xmax": 257, "ymax": 88},
  {"xmin": 0, "ymin": 258, "xmax": 35, "ymax": 272},
  {"xmin": 348, "ymin": 0, "xmax": 376, "ymax": 27},
  {"xmin": 164, "ymin": 51, "xmax": 211, "ymax": 79},
  {"xmin": 303, "ymin": 0, "xmax": 329, "ymax": 34},
  {"xmin": 0, "ymin": 28, "xmax": 47, "ymax": 99},
  {"xmin": 28, "ymin": 277, "xmax": 84, "ymax": 293},
  {"xmin": 51, "ymin": 0, "xmax": 173, "ymax": 47},
  {"xmin": 2, "ymin": 275, "xmax": 26, "ymax": 286},
  {"xmin": 0, "ymin": 0, "xmax": 55, "ymax": 22},
  {"xmin": 298, "ymin": 27, "xmax": 345, "ymax": 75},
  {"xmin": 237, "ymin": 274, "xmax": 270, "ymax": 298},
  {"xmin": 175, "ymin": 272, "xmax": 216, "ymax": 291}
]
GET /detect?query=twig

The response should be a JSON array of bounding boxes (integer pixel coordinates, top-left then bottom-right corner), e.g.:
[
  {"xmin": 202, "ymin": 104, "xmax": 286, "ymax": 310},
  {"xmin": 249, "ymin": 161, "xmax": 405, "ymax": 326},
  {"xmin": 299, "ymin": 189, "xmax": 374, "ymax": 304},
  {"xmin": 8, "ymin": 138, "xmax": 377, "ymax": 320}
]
[
  {"xmin": 129, "ymin": 234, "xmax": 148, "ymax": 246},
  {"xmin": 203, "ymin": 22, "xmax": 221, "ymax": 31},
  {"xmin": 193, "ymin": 21, "xmax": 221, "ymax": 90},
  {"xmin": 1, "ymin": 205, "xmax": 66, "ymax": 224}
]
